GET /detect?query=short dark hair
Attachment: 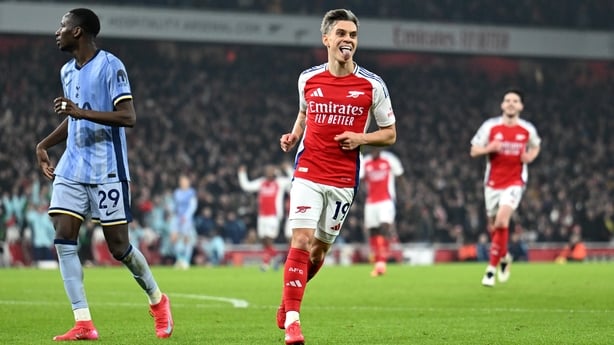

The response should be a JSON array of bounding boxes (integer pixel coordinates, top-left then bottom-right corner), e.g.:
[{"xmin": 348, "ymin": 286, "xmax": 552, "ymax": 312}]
[
  {"xmin": 504, "ymin": 88, "xmax": 524, "ymax": 103},
  {"xmin": 320, "ymin": 9, "xmax": 359, "ymax": 35},
  {"xmin": 69, "ymin": 8, "xmax": 100, "ymax": 37}
]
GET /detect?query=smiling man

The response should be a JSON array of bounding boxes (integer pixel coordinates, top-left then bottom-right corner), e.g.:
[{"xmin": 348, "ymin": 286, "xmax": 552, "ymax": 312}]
[{"xmin": 277, "ymin": 8, "xmax": 397, "ymax": 345}]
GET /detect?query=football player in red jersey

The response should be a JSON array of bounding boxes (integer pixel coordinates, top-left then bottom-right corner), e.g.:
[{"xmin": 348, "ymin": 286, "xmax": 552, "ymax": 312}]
[
  {"xmin": 470, "ymin": 89, "xmax": 541, "ymax": 287},
  {"xmin": 278, "ymin": 8, "xmax": 397, "ymax": 344},
  {"xmin": 360, "ymin": 148, "xmax": 405, "ymax": 277},
  {"xmin": 238, "ymin": 163, "xmax": 293, "ymax": 271}
]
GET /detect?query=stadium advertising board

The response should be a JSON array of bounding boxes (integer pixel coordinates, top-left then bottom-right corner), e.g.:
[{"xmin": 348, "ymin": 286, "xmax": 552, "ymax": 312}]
[{"xmin": 1, "ymin": 2, "xmax": 612, "ymax": 59}]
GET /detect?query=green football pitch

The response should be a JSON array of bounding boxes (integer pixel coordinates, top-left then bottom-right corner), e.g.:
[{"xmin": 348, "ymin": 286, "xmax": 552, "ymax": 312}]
[{"xmin": 0, "ymin": 262, "xmax": 612, "ymax": 345}]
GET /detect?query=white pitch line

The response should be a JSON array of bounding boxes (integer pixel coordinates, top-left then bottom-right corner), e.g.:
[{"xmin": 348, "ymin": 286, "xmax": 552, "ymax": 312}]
[
  {"xmin": 0, "ymin": 299, "xmax": 611, "ymax": 314},
  {"xmin": 171, "ymin": 293, "xmax": 249, "ymax": 308},
  {"xmin": 253, "ymin": 304, "xmax": 614, "ymax": 314}
]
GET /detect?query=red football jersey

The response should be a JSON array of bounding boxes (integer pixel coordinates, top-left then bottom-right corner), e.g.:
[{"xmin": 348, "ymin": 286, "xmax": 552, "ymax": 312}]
[
  {"xmin": 471, "ymin": 116, "xmax": 541, "ymax": 189},
  {"xmin": 293, "ymin": 63, "xmax": 396, "ymax": 188},
  {"xmin": 360, "ymin": 151, "xmax": 404, "ymax": 203},
  {"xmin": 257, "ymin": 180, "xmax": 282, "ymax": 216},
  {"xmin": 238, "ymin": 172, "xmax": 291, "ymax": 218}
]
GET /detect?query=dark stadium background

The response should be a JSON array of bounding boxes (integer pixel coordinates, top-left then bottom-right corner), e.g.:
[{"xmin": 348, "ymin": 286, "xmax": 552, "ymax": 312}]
[{"xmin": 1, "ymin": 0, "xmax": 612, "ymax": 267}]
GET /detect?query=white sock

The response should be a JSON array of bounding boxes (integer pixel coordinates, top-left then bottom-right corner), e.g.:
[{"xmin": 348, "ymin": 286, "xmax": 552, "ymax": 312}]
[
  {"xmin": 486, "ymin": 265, "xmax": 496, "ymax": 273},
  {"xmin": 148, "ymin": 287, "xmax": 163, "ymax": 305},
  {"xmin": 284, "ymin": 311, "xmax": 300, "ymax": 329},
  {"xmin": 73, "ymin": 308, "xmax": 92, "ymax": 322}
]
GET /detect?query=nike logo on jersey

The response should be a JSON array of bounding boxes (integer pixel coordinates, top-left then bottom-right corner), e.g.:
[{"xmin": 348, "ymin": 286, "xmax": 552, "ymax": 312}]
[
  {"xmin": 310, "ymin": 88, "xmax": 324, "ymax": 97},
  {"xmin": 346, "ymin": 90, "xmax": 364, "ymax": 98},
  {"xmin": 105, "ymin": 209, "xmax": 119, "ymax": 217}
]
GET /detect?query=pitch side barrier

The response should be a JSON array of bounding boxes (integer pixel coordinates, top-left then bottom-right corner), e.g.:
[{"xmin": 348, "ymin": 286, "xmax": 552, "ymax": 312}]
[{"xmin": 220, "ymin": 242, "xmax": 614, "ymax": 266}]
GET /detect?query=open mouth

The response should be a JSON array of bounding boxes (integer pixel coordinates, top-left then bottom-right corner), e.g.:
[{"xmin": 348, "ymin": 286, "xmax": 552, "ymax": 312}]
[
  {"xmin": 340, "ymin": 46, "xmax": 352, "ymax": 54},
  {"xmin": 340, "ymin": 46, "xmax": 352, "ymax": 60}
]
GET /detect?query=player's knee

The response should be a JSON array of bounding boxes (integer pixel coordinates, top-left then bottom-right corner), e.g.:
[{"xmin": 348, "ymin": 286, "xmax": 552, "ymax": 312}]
[
  {"xmin": 110, "ymin": 248, "xmax": 126, "ymax": 261},
  {"xmin": 493, "ymin": 219, "xmax": 510, "ymax": 229},
  {"xmin": 291, "ymin": 232, "xmax": 311, "ymax": 249},
  {"xmin": 52, "ymin": 216, "xmax": 80, "ymax": 240},
  {"xmin": 108, "ymin": 242, "xmax": 131, "ymax": 261}
]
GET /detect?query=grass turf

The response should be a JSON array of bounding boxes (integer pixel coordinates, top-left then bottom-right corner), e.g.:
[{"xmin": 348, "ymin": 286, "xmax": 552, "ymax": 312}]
[{"xmin": 0, "ymin": 262, "xmax": 612, "ymax": 344}]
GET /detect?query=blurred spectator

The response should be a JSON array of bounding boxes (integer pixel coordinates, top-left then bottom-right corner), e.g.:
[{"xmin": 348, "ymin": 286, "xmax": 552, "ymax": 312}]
[
  {"xmin": 555, "ymin": 233, "xmax": 587, "ymax": 263},
  {"xmin": 508, "ymin": 230, "xmax": 529, "ymax": 262},
  {"xmin": 223, "ymin": 211, "xmax": 247, "ymax": 245},
  {"xmin": 194, "ymin": 206, "xmax": 215, "ymax": 237},
  {"xmin": 200, "ymin": 228, "xmax": 226, "ymax": 266},
  {"xmin": 129, "ymin": 221, "xmax": 145, "ymax": 251},
  {"xmin": 476, "ymin": 233, "xmax": 490, "ymax": 262},
  {"xmin": 25, "ymin": 202, "xmax": 55, "ymax": 262},
  {"xmin": 2, "ymin": 188, "xmax": 27, "ymax": 229}
]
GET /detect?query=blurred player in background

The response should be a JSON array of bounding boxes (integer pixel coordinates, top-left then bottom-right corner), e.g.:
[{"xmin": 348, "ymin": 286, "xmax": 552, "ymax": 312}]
[
  {"xmin": 278, "ymin": 9, "xmax": 396, "ymax": 344},
  {"xmin": 470, "ymin": 89, "xmax": 541, "ymax": 287},
  {"xmin": 360, "ymin": 147, "xmax": 404, "ymax": 277},
  {"xmin": 35, "ymin": 8, "xmax": 173, "ymax": 340},
  {"xmin": 238, "ymin": 163, "xmax": 293, "ymax": 271},
  {"xmin": 171, "ymin": 174, "xmax": 198, "ymax": 269}
]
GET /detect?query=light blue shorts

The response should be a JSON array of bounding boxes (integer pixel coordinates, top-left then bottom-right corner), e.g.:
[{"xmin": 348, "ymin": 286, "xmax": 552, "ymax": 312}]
[{"xmin": 49, "ymin": 176, "xmax": 132, "ymax": 226}]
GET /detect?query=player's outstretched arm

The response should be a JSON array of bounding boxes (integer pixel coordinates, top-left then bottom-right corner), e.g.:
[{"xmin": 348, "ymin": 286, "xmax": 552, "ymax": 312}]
[{"xmin": 238, "ymin": 166, "xmax": 262, "ymax": 192}]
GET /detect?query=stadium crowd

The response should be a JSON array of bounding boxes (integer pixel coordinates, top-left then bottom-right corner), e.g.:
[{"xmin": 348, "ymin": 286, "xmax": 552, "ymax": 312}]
[
  {"xmin": 1, "ymin": 33, "xmax": 613, "ymax": 265},
  {"xmin": 23, "ymin": 0, "xmax": 614, "ymax": 30}
]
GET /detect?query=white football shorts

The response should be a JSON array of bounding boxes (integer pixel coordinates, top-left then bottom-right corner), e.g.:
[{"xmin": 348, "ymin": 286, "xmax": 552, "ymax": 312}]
[
  {"xmin": 257, "ymin": 215, "xmax": 281, "ymax": 239},
  {"xmin": 484, "ymin": 185, "xmax": 524, "ymax": 218},
  {"xmin": 364, "ymin": 200, "xmax": 396, "ymax": 229},
  {"xmin": 287, "ymin": 178, "xmax": 355, "ymax": 244}
]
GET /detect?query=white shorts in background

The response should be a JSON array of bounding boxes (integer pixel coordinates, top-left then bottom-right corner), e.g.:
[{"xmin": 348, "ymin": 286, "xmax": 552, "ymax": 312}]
[
  {"xmin": 49, "ymin": 176, "xmax": 132, "ymax": 226},
  {"xmin": 364, "ymin": 200, "xmax": 396, "ymax": 229},
  {"xmin": 484, "ymin": 185, "xmax": 524, "ymax": 217},
  {"xmin": 257, "ymin": 215, "xmax": 281, "ymax": 239},
  {"xmin": 284, "ymin": 218, "xmax": 292, "ymax": 240},
  {"xmin": 287, "ymin": 178, "xmax": 355, "ymax": 244}
]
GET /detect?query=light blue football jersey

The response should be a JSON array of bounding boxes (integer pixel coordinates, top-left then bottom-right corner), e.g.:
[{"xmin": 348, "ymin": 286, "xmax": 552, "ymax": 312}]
[
  {"xmin": 54, "ymin": 49, "xmax": 132, "ymax": 184},
  {"xmin": 173, "ymin": 188, "xmax": 197, "ymax": 221}
]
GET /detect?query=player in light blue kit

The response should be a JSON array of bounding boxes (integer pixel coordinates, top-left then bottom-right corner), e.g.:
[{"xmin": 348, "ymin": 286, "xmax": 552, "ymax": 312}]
[
  {"xmin": 171, "ymin": 174, "xmax": 198, "ymax": 269},
  {"xmin": 35, "ymin": 8, "xmax": 173, "ymax": 341}
]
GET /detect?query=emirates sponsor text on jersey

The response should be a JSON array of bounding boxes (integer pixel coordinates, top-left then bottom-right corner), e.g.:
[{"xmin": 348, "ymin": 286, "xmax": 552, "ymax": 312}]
[
  {"xmin": 498, "ymin": 141, "xmax": 525, "ymax": 155},
  {"xmin": 308, "ymin": 100, "xmax": 365, "ymax": 125}
]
